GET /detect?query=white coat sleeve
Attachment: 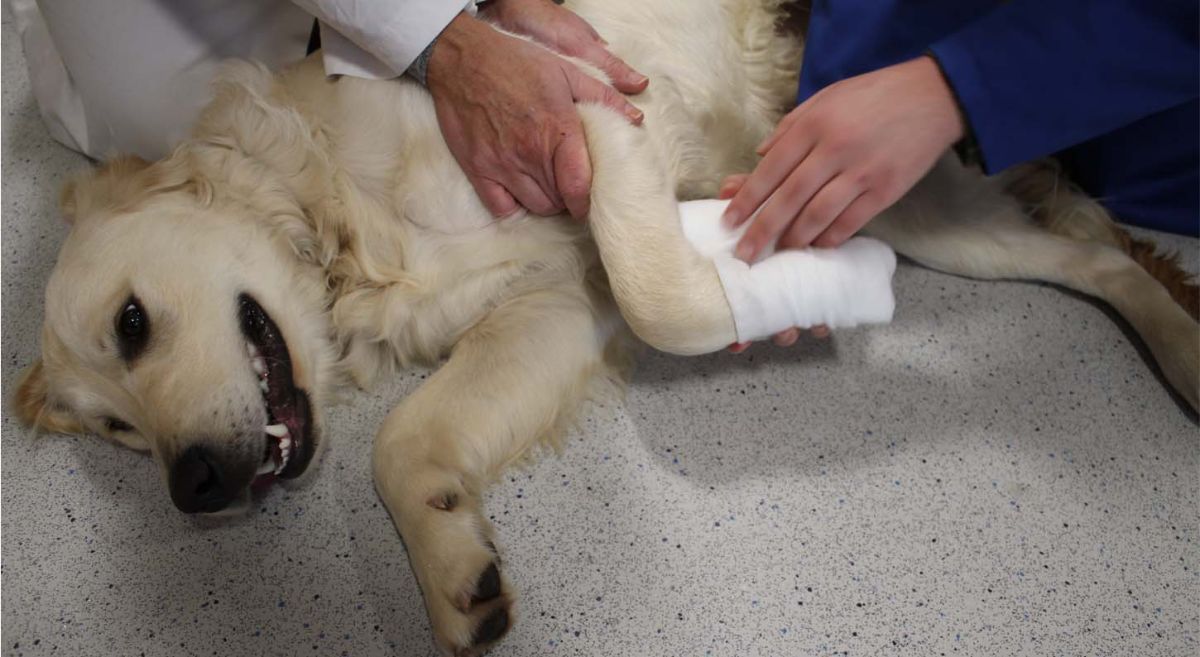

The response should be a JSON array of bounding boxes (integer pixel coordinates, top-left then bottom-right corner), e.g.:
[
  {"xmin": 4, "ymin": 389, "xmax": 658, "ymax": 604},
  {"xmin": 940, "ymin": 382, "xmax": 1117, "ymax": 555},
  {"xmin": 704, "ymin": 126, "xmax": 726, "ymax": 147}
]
[{"xmin": 291, "ymin": 0, "xmax": 477, "ymax": 79}]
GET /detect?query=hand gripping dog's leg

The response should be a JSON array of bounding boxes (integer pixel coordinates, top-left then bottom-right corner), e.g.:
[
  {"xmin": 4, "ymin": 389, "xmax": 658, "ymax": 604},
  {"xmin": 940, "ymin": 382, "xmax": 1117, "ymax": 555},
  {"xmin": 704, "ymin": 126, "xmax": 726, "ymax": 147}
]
[
  {"xmin": 578, "ymin": 105, "xmax": 897, "ymax": 355},
  {"xmin": 372, "ymin": 285, "xmax": 615, "ymax": 656}
]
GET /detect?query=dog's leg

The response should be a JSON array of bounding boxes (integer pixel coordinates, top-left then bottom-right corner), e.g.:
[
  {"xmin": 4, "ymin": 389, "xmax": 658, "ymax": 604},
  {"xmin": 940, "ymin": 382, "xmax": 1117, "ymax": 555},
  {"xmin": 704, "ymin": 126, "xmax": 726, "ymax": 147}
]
[
  {"xmin": 372, "ymin": 286, "xmax": 613, "ymax": 656},
  {"xmin": 867, "ymin": 161, "xmax": 1200, "ymax": 411},
  {"xmin": 579, "ymin": 105, "xmax": 740, "ymax": 354}
]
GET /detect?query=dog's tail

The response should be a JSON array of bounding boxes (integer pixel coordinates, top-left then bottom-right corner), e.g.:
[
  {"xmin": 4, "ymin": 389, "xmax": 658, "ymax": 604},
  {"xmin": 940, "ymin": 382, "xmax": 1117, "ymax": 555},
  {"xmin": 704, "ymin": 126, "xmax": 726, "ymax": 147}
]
[{"xmin": 1003, "ymin": 160, "xmax": 1199, "ymax": 321}]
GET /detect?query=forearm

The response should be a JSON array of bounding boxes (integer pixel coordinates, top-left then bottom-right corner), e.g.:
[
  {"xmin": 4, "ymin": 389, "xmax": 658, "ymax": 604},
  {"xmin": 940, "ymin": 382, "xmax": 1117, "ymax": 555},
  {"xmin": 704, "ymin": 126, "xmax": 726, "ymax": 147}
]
[
  {"xmin": 929, "ymin": 0, "xmax": 1199, "ymax": 173},
  {"xmin": 292, "ymin": 0, "xmax": 474, "ymax": 77}
]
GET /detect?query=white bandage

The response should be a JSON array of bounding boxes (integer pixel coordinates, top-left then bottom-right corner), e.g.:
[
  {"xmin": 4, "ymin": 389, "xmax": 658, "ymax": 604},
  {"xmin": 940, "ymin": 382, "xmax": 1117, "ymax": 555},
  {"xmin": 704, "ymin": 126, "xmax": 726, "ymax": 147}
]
[{"xmin": 679, "ymin": 199, "xmax": 897, "ymax": 343}]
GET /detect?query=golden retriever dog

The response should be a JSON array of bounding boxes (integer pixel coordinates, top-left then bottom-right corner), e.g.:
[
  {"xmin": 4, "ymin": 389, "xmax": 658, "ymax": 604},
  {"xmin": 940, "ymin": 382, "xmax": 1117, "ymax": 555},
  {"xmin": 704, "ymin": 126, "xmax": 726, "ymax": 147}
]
[{"xmin": 13, "ymin": 0, "xmax": 1198, "ymax": 654}]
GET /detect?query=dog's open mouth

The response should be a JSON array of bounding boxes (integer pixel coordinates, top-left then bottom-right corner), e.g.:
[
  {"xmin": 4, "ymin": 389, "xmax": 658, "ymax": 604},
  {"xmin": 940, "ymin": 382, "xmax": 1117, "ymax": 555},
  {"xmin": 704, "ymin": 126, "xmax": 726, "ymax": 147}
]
[{"xmin": 238, "ymin": 293, "xmax": 314, "ymax": 487}]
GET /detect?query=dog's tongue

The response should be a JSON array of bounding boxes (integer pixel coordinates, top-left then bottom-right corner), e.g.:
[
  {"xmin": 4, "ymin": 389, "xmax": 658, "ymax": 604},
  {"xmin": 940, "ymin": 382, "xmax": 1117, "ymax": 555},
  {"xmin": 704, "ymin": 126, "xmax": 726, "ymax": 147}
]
[{"xmin": 251, "ymin": 472, "xmax": 278, "ymax": 492}]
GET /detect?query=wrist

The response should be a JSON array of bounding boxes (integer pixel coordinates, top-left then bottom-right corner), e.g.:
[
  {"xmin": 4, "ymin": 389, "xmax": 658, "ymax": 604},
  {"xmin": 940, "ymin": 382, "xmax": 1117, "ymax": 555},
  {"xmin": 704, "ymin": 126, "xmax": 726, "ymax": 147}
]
[
  {"xmin": 481, "ymin": 0, "xmax": 557, "ymax": 24},
  {"xmin": 919, "ymin": 53, "xmax": 983, "ymax": 168},
  {"xmin": 911, "ymin": 56, "xmax": 965, "ymax": 146},
  {"xmin": 425, "ymin": 12, "xmax": 485, "ymax": 91}
]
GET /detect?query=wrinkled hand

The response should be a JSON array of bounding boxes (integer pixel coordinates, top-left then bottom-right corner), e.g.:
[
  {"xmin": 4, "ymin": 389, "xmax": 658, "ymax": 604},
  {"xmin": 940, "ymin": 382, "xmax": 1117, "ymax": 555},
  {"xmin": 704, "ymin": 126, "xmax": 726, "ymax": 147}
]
[
  {"xmin": 722, "ymin": 56, "xmax": 964, "ymax": 261},
  {"xmin": 427, "ymin": 6, "xmax": 647, "ymax": 219},
  {"xmin": 481, "ymin": 0, "xmax": 649, "ymax": 94}
]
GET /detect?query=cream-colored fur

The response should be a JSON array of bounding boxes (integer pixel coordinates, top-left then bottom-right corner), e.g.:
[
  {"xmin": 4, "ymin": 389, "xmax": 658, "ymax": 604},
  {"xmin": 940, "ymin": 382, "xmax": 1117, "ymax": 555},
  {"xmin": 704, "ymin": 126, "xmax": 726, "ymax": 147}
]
[{"xmin": 13, "ymin": 0, "xmax": 1198, "ymax": 654}]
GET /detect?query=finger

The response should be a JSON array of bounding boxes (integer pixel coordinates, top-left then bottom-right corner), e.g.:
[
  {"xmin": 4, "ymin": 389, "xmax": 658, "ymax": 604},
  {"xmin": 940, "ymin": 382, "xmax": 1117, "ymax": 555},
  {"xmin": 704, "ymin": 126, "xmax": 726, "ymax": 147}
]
[
  {"xmin": 772, "ymin": 328, "xmax": 800, "ymax": 347},
  {"xmin": 584, "ymin": 42, "xmax": 649, "ymax": 94},
  {"xmin": 728, "ymin": 341, "xmax": 752, "ymax": 354},
  {"xmin": 471, "ymin": 176, "xmax": 521, "ymax": 218},
  {"xmin": 577, "ymin": 15, "xmax": 603, "ymax": 43},
  {"xmin": 718, "ymin": 174, "xmax": 749, "ymax": 199},
  {"xmin": 757, "ymin": 105, "xmax": 804, "ymax": 154},
  {"xmin": 810, "ymin": 325, "xmax": 831, "ymax": 339},
  {"xmin": 505, "ymin": 171, "xmax": 562, "ymax": 216},
  {"xmin": 773, "ymin": 177, "xmax": 863, "ymax": 251},
  {"xmin": 566, "ymin": 66, "xmax": 644, "ymax": 124},
  {"xmin": 733, "ymin": 151, "xmax": 839, "ymax": 261},
  {"xmin": 554, "ymin": 10, "xmax": 604, "ymax": 45},
  {"xmin": 809, "ymin": 191, "xmax": 884, "ymax": 248},
  {"xmin": 721, "ymin": 126, "xmax": 816, "ymax": 229},
  {"xmin": 553, "ymin": 126, "xmax": 593, "ymax": 219}
]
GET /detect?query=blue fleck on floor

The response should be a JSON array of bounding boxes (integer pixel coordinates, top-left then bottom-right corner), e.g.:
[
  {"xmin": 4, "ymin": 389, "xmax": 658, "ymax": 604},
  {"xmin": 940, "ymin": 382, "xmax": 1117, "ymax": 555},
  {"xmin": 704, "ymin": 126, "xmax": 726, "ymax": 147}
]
[{"xmin": 2, "ymin": 11, "xmax": 1197, "ymax": 657}]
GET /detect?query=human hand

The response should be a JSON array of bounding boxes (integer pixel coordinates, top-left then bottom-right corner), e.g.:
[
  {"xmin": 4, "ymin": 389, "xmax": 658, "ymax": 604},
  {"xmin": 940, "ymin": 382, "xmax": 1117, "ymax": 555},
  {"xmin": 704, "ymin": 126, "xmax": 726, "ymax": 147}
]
[
  {"xmin": 717, "ymin": 174, "xmax": 830, "ymax": 352},
  {"xmin": 480, "ymin": 0, "xmax": 649, "ymax": 95},
  {"xmin": 722, "ymin": 56, "xmax": 964, "ymax": 261},
  {"xmin": 427, "ymin": 11, "xmax": 644, "ymax": 219},
  {"xmin": 727, "ymin": 326, "xmax": 831, "ymax": 354}
]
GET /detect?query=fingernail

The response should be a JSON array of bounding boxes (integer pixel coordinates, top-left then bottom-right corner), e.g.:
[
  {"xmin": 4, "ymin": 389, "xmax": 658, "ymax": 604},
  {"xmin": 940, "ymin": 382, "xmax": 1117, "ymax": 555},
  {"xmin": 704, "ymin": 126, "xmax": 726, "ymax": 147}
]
[
  {"xmin": 729, "ymin": 341, "xmax": 751, "ymax": 353},
  {"xmin": 721, "ymin": 207, "xmax": 738, "ymax": 227},
  {"xmin": 628, "ymin": 107, "xmax": 644, "ymax": 123},
  {"xmin": 633, "ymin": 73, "xmax": 649, "ymax": 86},
  {"xmin": 735, "ymin": 241, "xmax": 754, "ymax": 263}
]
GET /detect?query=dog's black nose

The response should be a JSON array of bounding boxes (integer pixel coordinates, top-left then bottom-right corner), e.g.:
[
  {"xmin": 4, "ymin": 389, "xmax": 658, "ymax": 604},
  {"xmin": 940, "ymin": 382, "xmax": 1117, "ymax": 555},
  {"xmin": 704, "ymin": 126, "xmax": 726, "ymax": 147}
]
[{"xmin": 170, "ymin": 445, "xmax": 235, "ymax": 513}]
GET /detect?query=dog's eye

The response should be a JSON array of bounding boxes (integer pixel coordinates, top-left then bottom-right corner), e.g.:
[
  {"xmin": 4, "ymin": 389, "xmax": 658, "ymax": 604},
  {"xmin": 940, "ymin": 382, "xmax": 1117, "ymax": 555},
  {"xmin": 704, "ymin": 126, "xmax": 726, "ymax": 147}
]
[
  {"xmin": 115, "ymin": 296, "xmax": 149, "ymax": 361},
  {"xmin": 105, "ymin": 417, "xmax": 134, "ymax": 433}
]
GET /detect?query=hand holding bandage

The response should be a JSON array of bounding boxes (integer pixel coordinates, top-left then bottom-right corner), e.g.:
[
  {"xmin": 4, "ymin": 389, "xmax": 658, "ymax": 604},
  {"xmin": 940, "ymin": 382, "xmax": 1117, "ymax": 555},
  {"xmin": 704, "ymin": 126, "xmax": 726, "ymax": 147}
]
[
  {"xmin": 579, "ymin": 104, "xmax": 896, "ymax": 356},
  {"xmin": 679, "ymin": 199, "xmax": 897, "ymax": 344}
]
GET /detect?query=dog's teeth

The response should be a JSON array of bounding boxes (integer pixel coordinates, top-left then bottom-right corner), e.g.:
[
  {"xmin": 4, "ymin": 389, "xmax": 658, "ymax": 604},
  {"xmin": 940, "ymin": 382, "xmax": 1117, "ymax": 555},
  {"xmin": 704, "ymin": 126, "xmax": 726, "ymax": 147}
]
[
  {"xmin": 259, "ymin": 379, "xmax": 270, "ymax": 393},
  {"xmin": 265, "ymin": 424, "xmax": 288, "ymax": 438},
  {"xmin": 274, "ymin": 449, "xmax": 290, "ymax": 475},
  {"xmin": 256, "ymin": 459, "xmax": 275, "ymax": 475},
  {"xmin": 247, "ymin": 343, "xmax": 259, "ymax": 357},
  {"xmin": 251, "ymin": 357, "xmax": 267, "ymax": 376},
  {"xmin": 279, "ymin": 436, "xmax": 292, "ymax": 449}
]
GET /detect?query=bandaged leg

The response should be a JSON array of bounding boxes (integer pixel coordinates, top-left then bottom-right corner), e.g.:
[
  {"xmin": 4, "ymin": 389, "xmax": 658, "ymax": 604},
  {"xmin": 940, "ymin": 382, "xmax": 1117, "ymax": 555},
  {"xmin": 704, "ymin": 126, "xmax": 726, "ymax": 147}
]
[
  {"xmin": 679, "ymin": 199, "xmax": 897, "ymax": 342},
  {"xmin": 580, "ymin": 105, "xmax": 897, "ymax": 355}
]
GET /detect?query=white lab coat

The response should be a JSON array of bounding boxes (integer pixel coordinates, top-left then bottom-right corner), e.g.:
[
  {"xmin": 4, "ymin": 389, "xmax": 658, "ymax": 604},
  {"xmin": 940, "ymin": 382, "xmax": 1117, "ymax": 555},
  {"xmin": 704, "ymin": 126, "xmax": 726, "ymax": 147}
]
[{"xmin": 11, "ymin": 0, "xmax": 474, "ymax": 160}]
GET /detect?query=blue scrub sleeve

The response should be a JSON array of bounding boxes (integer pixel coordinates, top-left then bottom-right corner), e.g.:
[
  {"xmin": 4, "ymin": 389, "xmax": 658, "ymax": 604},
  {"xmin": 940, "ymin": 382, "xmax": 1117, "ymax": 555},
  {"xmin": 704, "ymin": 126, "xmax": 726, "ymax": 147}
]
[{"xmin": 929, "ymin": 0, "xmax": 1199, "ymax": 174}]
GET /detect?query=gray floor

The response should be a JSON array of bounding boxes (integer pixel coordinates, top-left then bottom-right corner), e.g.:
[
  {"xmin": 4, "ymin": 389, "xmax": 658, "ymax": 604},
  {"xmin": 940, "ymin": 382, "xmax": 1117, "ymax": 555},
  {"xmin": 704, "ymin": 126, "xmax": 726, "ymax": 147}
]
[{"xmin": 3, "ymin": 15, "xmax": 1198, "ymax": 657}]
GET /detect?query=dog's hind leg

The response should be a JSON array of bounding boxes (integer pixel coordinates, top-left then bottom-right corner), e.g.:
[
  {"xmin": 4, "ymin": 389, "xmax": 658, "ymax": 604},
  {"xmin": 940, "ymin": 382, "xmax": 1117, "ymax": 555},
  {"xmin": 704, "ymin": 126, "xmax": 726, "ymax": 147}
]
[
  {"xmin": 372, "ymin": 285, "xmax": 616, "ymax": 656},
  {"xmin": 1003, "ymin": 160, "xmax": 1200, "ymax": 321},
  {"xmin": 865, "ymin": 159, "xmax": 1200, "ymax": 412}
]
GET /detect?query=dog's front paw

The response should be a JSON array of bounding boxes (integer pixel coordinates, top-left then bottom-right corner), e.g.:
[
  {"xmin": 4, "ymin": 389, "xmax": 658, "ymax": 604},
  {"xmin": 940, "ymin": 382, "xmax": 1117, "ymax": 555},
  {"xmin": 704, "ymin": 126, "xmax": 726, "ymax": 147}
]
[
  {"xmin": 444, "ymin": 560, "xmax": 512, "ymax": 656},
  {"xmin": 406, "ymin": 498, "xmax": 514, "ymax": 656}
]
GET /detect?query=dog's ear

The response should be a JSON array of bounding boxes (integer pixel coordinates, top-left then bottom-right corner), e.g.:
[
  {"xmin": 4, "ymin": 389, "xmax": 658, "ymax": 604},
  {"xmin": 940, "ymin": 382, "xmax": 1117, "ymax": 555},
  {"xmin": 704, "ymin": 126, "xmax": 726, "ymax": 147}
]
[
  {"xmin": 13, "ymin": 359, "xmax": 83, "ymax": 434},
  {"xmin": 59, "ymin": 155, "xmax": 154, "ymax": 224}
]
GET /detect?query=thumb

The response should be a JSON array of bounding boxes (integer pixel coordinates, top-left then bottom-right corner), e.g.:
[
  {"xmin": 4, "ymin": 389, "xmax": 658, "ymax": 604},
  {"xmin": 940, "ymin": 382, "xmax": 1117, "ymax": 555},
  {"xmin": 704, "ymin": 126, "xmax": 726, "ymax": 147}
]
[
  {"xmin": 757, "ymin": 106, "xmax": 803, "ymax": 154},
  {"xmin": 553, "ymin": 126, "xmax": 593, "ymax": 220}
]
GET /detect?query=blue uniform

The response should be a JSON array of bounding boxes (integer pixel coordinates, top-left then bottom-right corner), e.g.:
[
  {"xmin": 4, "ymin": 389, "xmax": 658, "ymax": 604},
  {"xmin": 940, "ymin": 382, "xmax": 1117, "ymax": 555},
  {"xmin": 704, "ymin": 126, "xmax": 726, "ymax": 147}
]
[{"xmin": 798, "ymin": 1, "xmax": 1199, "ymax": 235}]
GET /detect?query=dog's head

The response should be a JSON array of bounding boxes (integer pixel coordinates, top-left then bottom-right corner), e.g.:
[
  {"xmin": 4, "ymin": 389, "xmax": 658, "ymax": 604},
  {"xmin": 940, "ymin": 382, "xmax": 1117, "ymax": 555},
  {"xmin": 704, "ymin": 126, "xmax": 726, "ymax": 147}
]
[{"xmin": 14, "ymin": 154, "xmax": 335, "ymax": 514}]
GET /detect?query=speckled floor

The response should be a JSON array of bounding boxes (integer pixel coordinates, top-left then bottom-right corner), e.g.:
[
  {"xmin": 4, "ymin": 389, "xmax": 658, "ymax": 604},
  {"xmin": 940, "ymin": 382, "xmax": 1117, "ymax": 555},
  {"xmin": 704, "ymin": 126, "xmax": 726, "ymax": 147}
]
[{"xmin": 3, "ymin": 13, "xmax": 1199, "ymax": 657}]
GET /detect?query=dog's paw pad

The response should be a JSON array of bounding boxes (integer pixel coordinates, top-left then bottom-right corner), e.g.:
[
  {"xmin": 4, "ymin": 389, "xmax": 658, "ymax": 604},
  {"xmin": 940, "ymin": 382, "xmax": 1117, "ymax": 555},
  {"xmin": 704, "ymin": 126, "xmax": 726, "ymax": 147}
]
[
  {"xmin": 445, "ymin": 590, "xmax": 512, "ymax": 656},
  {"xmin": 427, "ymin": 491, "xmax": 459, "ymax": 511},
  {"xmin": 456, "ymin": 561, "xmax": 504, "ymax": 612},
  {"xmin": 470, "ymin": 563, "xmax": 502, "ymax": 605},
  {"xmin": 471, "ymin": 606, "xmax": 510, "ymax": 648}
]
